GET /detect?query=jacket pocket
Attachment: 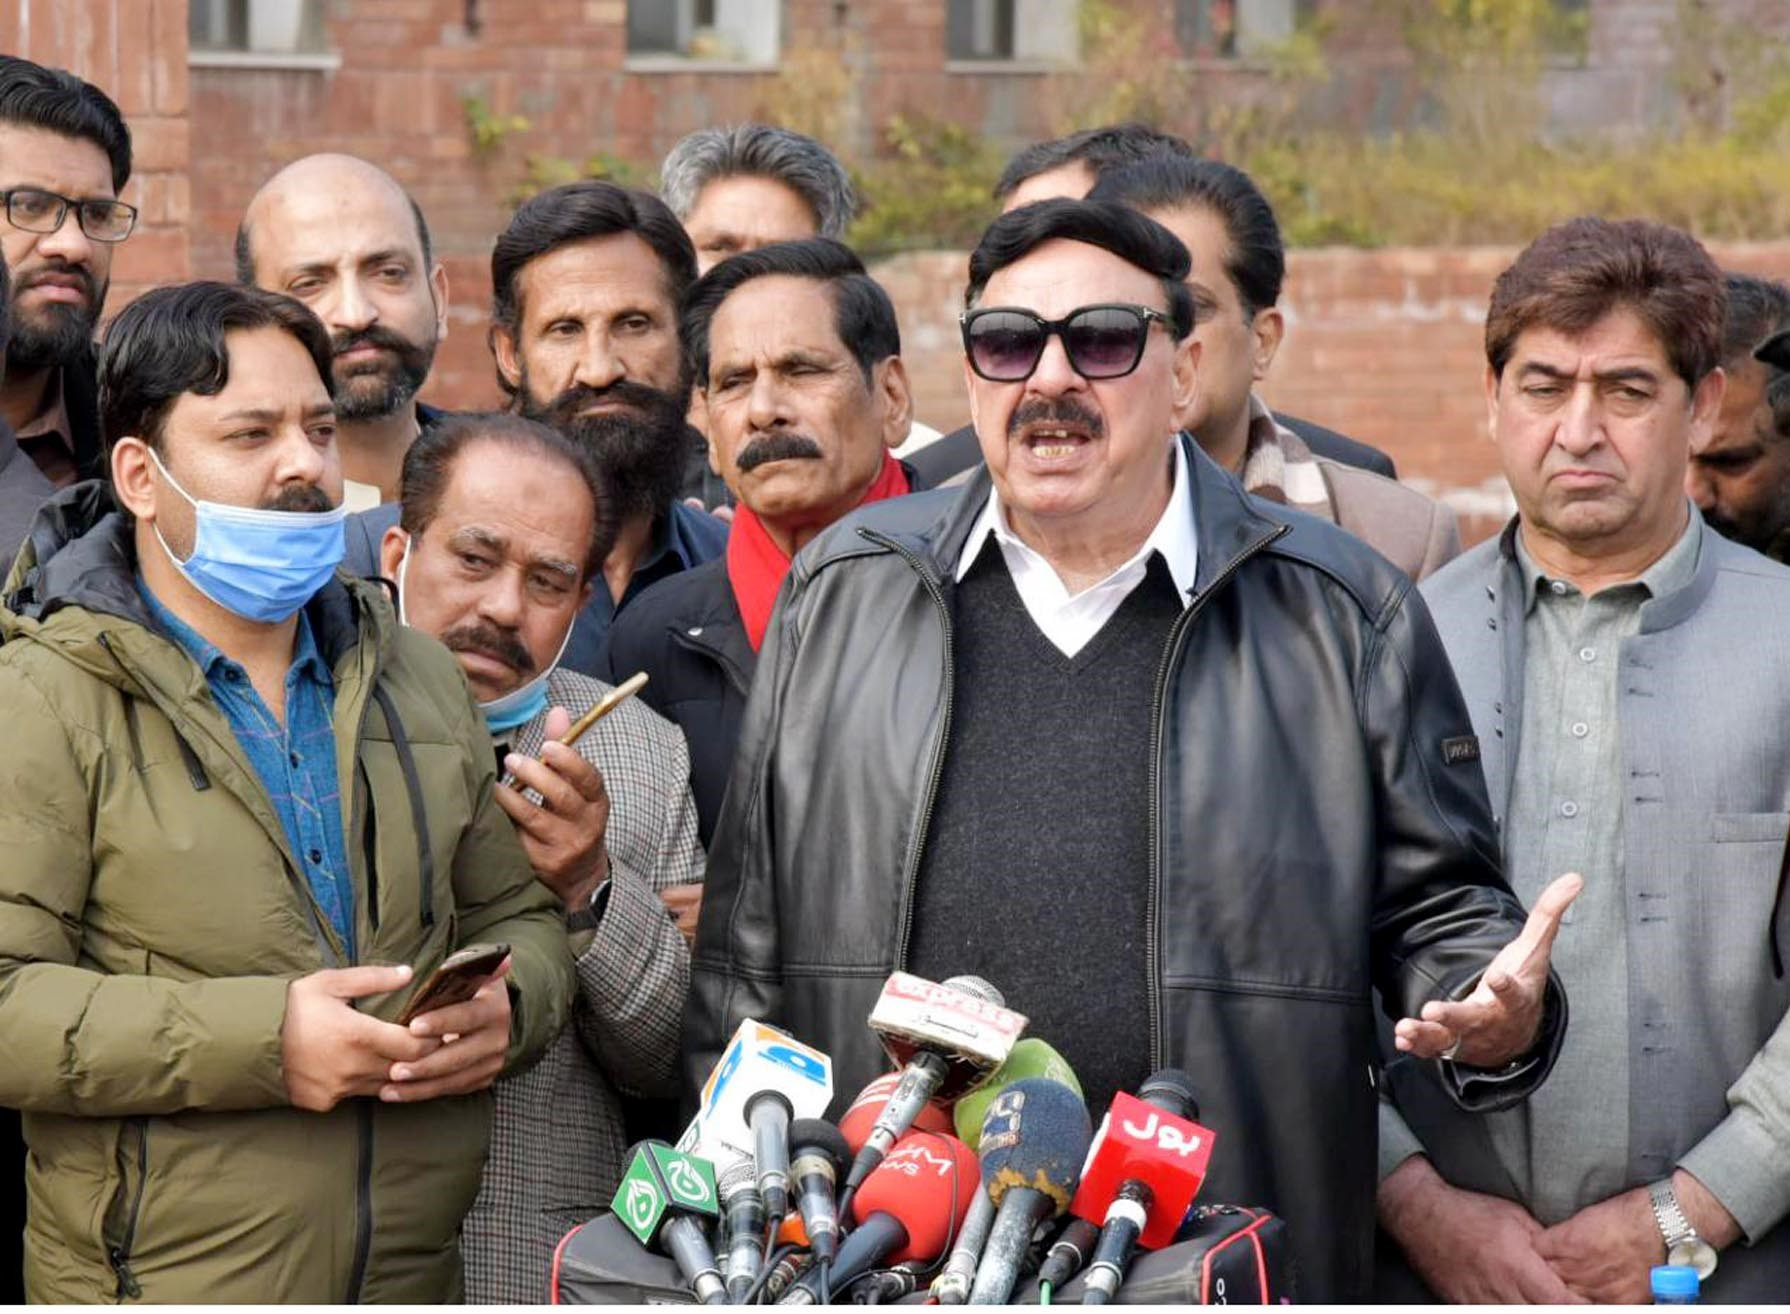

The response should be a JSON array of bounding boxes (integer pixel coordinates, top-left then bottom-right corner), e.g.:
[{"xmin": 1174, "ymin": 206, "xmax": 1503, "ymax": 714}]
[
  {"xmin": 1710, "ymin": 811, "xmax": 1790, "ymax": 844},
  {"xmin": 100, "ymin": 1118, "xmax": 150, "ymax": 1300}
]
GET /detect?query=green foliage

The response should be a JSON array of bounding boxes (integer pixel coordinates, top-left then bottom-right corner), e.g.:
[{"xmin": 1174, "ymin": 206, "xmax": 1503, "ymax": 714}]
[
  {"xmin": 504, "ymin": 152, "xmax": 651, "ymax": 209},
  {"xmin": 846, "ymin": 115, "xmax": 1003, "ymax": 258},
  {"xmin": 461, "ymin": 93, "xmax": 530, "ymax": 160}
]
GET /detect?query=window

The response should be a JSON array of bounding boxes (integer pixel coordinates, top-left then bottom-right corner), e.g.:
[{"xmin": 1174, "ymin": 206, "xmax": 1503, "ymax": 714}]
[
  {"xmin": 946, "ymin": 0, "xmax": 1078, "ymax": 64},
  {"xmin": 1175, "ymin": 0, "xmax": 1313, "ymax": 58},
  {"xmin": 626, "ymin": 0, "xmax": 780, "ymax": 66},
  {"xmin": 189, "ymin": 0, "xmax": 330, "ymax": 57}
]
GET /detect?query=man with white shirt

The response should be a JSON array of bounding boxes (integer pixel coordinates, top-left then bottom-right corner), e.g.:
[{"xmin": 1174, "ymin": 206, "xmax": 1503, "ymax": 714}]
[{"xmin": 685, "ymin": 199, "xmax": 1576, "ymax": 1301}]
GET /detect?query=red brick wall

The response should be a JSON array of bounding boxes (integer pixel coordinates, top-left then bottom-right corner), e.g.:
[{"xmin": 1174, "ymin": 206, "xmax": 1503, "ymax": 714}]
[{"xmin": 1, "ymin": 0, "xmax": 192, "ymax": 305}]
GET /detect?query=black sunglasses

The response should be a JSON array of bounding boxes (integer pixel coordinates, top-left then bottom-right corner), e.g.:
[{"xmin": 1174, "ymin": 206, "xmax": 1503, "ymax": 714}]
[{"xmin": 960, "ymin": 302, "xmax": 1172, "ymax": 382}]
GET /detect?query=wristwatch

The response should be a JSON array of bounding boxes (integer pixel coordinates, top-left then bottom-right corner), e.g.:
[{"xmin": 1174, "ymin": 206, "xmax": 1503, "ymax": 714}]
[
  {"xmin": 567, "ymin": 875, "xmax": 612, "ymax": 935},
  {"xmin": 1649, "ymin": 1178, "xmax": 1718, "ymax": 1280}
]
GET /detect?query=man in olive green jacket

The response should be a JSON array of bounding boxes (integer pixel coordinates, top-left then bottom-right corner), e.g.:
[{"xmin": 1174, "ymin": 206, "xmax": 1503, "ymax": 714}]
[{"xmin": 0, "ymin": 282, "xmax": 574, "ymax": 1303}]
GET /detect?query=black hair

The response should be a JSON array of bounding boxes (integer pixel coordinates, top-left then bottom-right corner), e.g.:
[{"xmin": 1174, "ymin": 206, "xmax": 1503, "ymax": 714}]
[
  {"xmin": 965, "ymin": 199, "xmax": 1196, "ymax": 340},
  {"xmin": 98, "ymin": 281, "xmax": 334, "ymax": 455},
  {"xmin": 234, "ymin": 191, "xmax": 435, "ymax": 285},
  {"xmin": 398, "ymin": 411, "xmax": 615, "ymax": 581},
  {"xmin": 680, "ymin": 238, "xmax": 901, "ymax": 387},
  {"xmin": 0, "ymin": 55, "xmax": 132, "ymax": 191},
  {"xmin": 1720, "ymin": 272, "xmax": 1790, "ymax": 368},
  {"xmin": 992, "ymin": 123, "xmax": 1194, "ymax": 203},
  {"xmin": 1090, "ymin": 156, "xmax": 1285, "ymax": 316},
  {"xmin": 490, "ymin": 180, "xmax": 696, "ymax": 367}
]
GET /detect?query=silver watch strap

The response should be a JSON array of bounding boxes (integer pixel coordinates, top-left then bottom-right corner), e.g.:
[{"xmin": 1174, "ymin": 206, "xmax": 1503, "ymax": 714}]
[{"xmin": 1649, "ymin": 1178, "xmax": 1696, "ymax": 1247}]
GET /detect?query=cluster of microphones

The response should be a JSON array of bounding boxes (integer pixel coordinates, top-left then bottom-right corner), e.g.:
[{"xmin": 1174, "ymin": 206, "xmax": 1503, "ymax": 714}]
[{"xmin": 603, "ymin": 972, "xmax": 1220, "ymax": 1305}]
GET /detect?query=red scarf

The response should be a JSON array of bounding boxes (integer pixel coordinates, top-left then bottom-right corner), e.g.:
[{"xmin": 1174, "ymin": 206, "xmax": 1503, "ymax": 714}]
[{"xmin": 727, "ymin": 453, "xmax": 911, "ymax": 652}]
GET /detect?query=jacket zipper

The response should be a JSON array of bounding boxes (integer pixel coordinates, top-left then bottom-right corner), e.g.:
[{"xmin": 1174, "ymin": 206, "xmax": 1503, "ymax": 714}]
[
  {"xmin": 107, "ymin": 1119, "xmax": 149, "ymax": 1300},
  {"xmin": 858, "ymin": 530, "xmax": 955, "ymax": 970},
  {"xmin": 344, "ymin": 1101, "xmax": 374, "ymax": 1303},
  {"xmin": 1145, "ymin": 525, "xmax": 1290, "ymax": 1069}
]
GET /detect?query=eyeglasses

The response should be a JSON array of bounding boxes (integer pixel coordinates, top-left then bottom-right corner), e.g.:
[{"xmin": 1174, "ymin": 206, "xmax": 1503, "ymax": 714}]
[
  {"xmin": 2, "ymin": 187, "xmax": 138, "ymax": 243},
  {"xmin": 960, "ymin": 303, "xmax": 1172, "ymax": 383}
]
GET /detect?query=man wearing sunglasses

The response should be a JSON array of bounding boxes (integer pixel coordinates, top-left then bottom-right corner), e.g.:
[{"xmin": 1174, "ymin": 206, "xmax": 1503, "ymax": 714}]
[
  {"xmin": 0, "ymin": 57, "xmax": 132, "ymax": 495},
  {"xmin": 687, "ymin": 199, "xmax": 1574, "ymax": 1301}
]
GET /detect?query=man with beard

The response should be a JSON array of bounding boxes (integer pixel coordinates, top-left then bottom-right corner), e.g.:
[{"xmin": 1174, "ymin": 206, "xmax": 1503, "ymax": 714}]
[
  {"xmin": 237, "ymin": 154, "xmax": 449, "ymax": 510},
  {"xmin": 349, "ymin": 181, "xmax": 726, "ymax": 674},
  {"xmin": 606, "ymin": 239, "xmax": 924, "ymax": 847},
  {"xmin": 1, "ymin": 257, "xmax": 59, "ymax": 568},
  {"xmin": 0, "ymin": 281, "xmax": 573, "ymax": 1301},
  {"xmin": 376, "ymin": 411, "xmax": 702, "ymax": 1299},
  {"xmin": 0, "ymin": 56, "xmax": 133, "ymax": 489},
  {"xmin": 1687, "ymin": 273, "xmax": 1790, "ymax": 559}
]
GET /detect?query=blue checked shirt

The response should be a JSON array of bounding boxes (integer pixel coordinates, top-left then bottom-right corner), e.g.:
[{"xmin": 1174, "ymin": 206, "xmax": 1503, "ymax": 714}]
[{"xmin": 139, "ymin": 581, "xmax": 355, "ymax": 956}]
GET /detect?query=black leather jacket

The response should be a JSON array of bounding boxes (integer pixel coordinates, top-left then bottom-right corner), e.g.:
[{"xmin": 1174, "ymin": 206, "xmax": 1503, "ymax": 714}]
[{"xmin": 686, "ymin": 436, "xmax": 1564, "ymax": 1299}]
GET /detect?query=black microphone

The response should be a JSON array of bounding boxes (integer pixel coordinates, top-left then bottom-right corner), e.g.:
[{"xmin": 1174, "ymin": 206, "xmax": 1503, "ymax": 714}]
[
  {"xmin": 789, "ymin": 1118, "xmax": 850, "ymax": 1263},
  {"xmin": 719, "ymin": 1156, "xmax": 766, "ymax": 1303},
  {"xmin": 967, "ymin": 1078, "xmax": 1092, "ymax": 1305},
  {"xmin": 1036, "ymin": 1217, "xmax": 1101, "ymax": 1291},
  {"xmin": 747, "ymin": 1088, "xmax": 796, "ymax": 1222}
]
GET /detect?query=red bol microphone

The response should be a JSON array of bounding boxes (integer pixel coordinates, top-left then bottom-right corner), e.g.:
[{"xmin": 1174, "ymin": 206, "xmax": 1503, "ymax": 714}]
[
  {"xmin": 842, "ymin": 974, "xmax": 1027, "ymax": 1199},
  {"xmin": 777, "ymin": 1131, "xmax": 979, "ymax": 1305},
  {"xmin": 1070, "ymin": 1070, "xmax": 1215, "ymax": 1305}
]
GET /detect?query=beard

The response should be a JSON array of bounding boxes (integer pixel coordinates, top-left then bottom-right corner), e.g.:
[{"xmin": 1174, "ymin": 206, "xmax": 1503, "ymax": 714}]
[
  {"xmin": 5, "ymin": 260, "xmax": 105, "ymax": 372},
  {"xmin": 330, "ymin": 324, "xmax": 437, "ymax": 421},
  {"xmin": 518, "ymin": 368, "xmax": 691, "ymax": 521}
]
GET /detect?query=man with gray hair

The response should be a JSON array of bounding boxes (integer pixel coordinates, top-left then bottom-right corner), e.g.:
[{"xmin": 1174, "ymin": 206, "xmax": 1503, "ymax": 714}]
[{"xmin": 660, "ymin": 122, "xmax": 856, "ymax": 274}]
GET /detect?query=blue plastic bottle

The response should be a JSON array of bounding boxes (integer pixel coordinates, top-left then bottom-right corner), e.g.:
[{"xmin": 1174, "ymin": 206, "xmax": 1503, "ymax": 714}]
[{"xmin": 1651, "ymin": 1264, "xmax": 1700, "ymax": 1304}]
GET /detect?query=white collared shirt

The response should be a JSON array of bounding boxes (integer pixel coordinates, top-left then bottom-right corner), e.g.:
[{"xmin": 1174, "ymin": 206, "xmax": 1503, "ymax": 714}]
[{"xmin": 955, "ymin": 438, "xmax": 1198, "ymax": 657}]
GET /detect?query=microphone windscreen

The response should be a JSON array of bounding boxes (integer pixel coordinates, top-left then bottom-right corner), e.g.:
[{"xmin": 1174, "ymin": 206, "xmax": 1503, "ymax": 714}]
[
  {"xmin": 852, "ymin": 1131, "xmax": 980, "ymax": 1264},
  {"xmin": 838, "ymin": 1072, "xmax": 952, "ymax": 1153},
  {"xmin": 941, "ymin": 973, "xmax": 1005, "ymax": 1006},
  {"xmin": 1138, "ymin": 1067, "xmax": 1200, "ymax": 1121},
  {"xmin": 976, "ymin": 1078, "xmax": 1093, "ymax": 1213},
  {"xmin": 954, "ymin": 1039, "xmax": 1083, "ymax": 1148},
  {"xmin": 789, "ymin": 1118, "xmax": 849, "ymax": 1172}
]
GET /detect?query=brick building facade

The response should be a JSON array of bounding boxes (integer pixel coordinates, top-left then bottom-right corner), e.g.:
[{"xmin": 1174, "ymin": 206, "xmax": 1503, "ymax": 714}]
[{"xmin": 4, "ymin": 0, "xmax": 1786, "ymax": 539}]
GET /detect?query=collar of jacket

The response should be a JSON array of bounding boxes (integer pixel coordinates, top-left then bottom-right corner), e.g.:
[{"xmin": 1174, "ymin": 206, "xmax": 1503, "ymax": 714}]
[
  {"xmin": 804, "ymin": 431, "xmax": 1286, "ymax": 597},
  {"xmin": 1491, "ymin": 505, "xmax": 1718, "ymax": 635}
]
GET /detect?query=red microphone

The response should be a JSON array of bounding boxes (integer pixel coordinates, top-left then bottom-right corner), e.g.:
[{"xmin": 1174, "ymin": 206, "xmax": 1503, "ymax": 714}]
[
  {"xmin": 837, "ymin": 1072, "xmax": 953, "ymax": 1155},
  {"xmin": 777, "ymin": 1131, "xmax": 978, "ymax": 1305},
  {"xmin": 1069, "ymin": 1071, "xmax": 1216, "ymax": 1304}
]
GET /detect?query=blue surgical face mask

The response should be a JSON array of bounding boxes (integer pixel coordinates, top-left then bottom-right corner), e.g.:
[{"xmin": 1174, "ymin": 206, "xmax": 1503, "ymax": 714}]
[
  {"xmin": 395, "ymin": 533, "xmax": 573, "ymax": 735},
  {"xmin": 149, "ymin": 448, "xmax": 346, "ymax": 624}
]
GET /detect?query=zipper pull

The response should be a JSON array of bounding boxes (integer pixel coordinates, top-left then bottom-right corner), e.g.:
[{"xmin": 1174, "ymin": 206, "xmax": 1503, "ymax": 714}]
[{"xmin": 109, "ymin": 1247, "xmax": 143, "ymax": 1299}]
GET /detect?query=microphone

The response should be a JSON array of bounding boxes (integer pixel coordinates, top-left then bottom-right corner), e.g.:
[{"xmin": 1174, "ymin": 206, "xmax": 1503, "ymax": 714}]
[
  {"xmin": 952, "ymin": 1038, "xmax": 1083, "ymax": 1150},
  {"xmin": 1035, "ymin": 1217, "xmax": 1101, "ymax": 1292},
  {"xmin": 778, "ymin": 1131, "xmax": 979, "ymax": 1305},
  {"xmin": 838, "ymin": 1072, "xmax": 952, "ymax": 1154},
  {"xmin": 842, "ymin": 974, "xmax": 1027, "ymax": 1198},
  {"xmin": 609, "ymin": 1140, "xmax": 726, "ymax": 1305},
  {"xmin": 719, "ymin": 1156, "xmax": 766, "ymax": 1303},
  {"xmin": 1069, "ymin": 1069, "xmax": 1215, "ymax": 1305},
  {"xmin": 678, "ymin": 1018, "xmax": 833, "ymax": 1223},
  {"xmin": 788, "ymin": 1118, "xmax": 850, "ymax": 1263},
  {"xmin": 966, "ymin": 1078, "xmax": 1093, "ymax": 1305},
  {"xmin": 931, "ymin": 1185, "xmax": 995, "ymax": 1304}
]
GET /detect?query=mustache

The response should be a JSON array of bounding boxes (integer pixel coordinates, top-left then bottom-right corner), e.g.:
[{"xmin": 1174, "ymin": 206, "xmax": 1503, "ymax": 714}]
[
  {"xmin": 332, "ymin": 323, "xmax": 424, "ymax": 360},
  {"xmin": 1009, "ymin": 397, "xmax": 1106, "ymax": 439},
  {"xmin": 15, "ymin": 259, "xmax": 100, "ymax": 306},
  {"xmin": 439, "ymin": 620, "xmax": 535, "ymax": 675},
  {"xmin": 262, "ymin": 483, "xmax": 336, "ymax": 513},
  {"xmin": 735, "ymin": 431, "xmax": 825, "ymax": 473},
  {"xmin": 536, "ymin": 379, "xmax": 683, "ymax": 427}
]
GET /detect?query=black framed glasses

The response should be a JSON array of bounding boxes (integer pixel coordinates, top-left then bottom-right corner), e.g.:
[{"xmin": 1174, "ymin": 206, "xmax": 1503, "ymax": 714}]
[
  {"xmin": 960, "ymin": 302, "xmax": 1172, "ymax": 382},
  {"xmin": 2, "ymin": 187, "xmax": 138, "ymax": 243}
]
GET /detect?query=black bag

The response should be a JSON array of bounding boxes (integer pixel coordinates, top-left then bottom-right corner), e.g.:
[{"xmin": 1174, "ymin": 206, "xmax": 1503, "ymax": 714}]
[{"xmin": 550, "ymin": 1204, "xmax": 1297, "ymax": 1305}]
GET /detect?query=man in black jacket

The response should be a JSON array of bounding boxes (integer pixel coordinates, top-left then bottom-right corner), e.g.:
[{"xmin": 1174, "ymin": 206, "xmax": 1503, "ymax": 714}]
[
  {"xmin": 684, "ymin": 201, "xmax": 1577, "ymax": 1300},
  {"xmin": 606, "ymin": 240, "xmax": 924, "ymax": 850}
]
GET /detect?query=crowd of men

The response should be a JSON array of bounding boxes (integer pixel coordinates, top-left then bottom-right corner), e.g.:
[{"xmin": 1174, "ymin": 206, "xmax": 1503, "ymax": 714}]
[{"xmin": 0, "ymin": 49, "xmax": 1787, "ymax": 1304}]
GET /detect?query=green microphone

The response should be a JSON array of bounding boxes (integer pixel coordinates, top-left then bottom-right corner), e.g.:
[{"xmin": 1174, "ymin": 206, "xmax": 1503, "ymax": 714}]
[
  {"xmin": 610, "ymin": 1140, "xmax": 726, "ymax": 1305},
  {"xmin": 954, "ymin": 1038, "xmax": 1083, "ymax": 1149}
]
